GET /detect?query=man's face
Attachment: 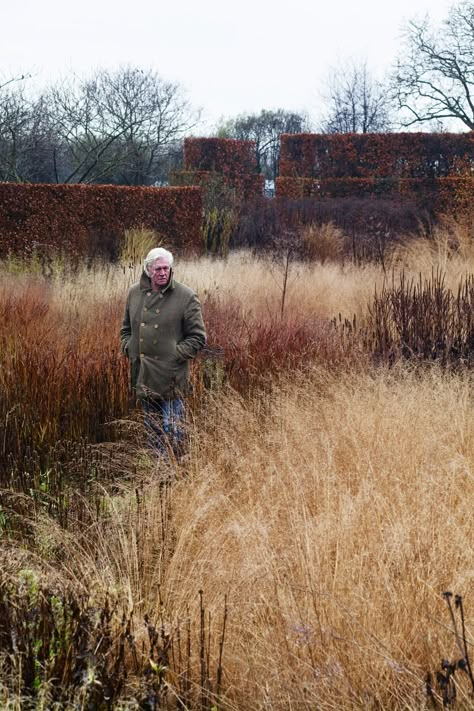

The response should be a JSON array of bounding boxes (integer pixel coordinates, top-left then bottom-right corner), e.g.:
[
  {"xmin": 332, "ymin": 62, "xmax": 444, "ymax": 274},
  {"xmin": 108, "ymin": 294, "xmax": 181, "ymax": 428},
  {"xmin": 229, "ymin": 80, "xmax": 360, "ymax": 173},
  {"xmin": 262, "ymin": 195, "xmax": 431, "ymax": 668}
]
[{"xmin": 150, "ymin": 257, "xmax": 171, "ymax": 289}]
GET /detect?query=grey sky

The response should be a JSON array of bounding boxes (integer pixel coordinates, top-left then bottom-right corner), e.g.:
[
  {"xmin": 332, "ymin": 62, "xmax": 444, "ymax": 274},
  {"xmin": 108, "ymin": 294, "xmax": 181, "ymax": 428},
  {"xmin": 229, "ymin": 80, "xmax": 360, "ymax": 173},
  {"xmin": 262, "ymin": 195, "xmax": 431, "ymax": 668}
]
[{"xmin": 2, "ymin": 0, "xmax": 456, "ymax": 130}]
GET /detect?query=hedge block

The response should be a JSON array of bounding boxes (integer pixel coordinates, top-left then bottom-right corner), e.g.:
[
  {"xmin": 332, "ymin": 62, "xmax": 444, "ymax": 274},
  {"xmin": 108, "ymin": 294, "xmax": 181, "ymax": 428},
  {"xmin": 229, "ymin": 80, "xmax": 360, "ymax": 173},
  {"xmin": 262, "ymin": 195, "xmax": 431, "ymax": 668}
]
[
  {"xmin": 0, "ymin": 183, "xmax": 203, "ymax": 258},
  {"xmin": 184, "ymin": 137, "xmax": 258, "ymax": 175},
  {"xmin": 279, "ymin": 133, "xmax": 474, "ymax": 180}
]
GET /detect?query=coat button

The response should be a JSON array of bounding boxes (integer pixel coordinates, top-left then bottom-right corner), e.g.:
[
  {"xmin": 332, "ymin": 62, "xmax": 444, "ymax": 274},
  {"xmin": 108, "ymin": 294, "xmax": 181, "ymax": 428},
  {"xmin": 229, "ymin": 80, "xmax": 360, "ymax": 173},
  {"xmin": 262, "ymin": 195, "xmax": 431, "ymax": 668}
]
[
  {"xmin": 140, "ymin": 338, "xmax": 144, "ymax": 342},
  {"xmin": 154, "ymin": 324, "xmax": 158, "ymax": 329}
]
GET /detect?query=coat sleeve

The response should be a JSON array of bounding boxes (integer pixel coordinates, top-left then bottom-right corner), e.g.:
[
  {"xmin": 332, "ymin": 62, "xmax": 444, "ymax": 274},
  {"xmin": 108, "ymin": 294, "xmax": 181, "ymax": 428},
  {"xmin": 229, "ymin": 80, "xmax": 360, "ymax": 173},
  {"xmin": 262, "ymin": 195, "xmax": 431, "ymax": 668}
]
[
  {"xmin": 176, "ymin": 293, "xmax": 206, "ymax": 362},
  {"xmin": 120, "ymin": 294, "xmax": 132, "ymax": 356}
]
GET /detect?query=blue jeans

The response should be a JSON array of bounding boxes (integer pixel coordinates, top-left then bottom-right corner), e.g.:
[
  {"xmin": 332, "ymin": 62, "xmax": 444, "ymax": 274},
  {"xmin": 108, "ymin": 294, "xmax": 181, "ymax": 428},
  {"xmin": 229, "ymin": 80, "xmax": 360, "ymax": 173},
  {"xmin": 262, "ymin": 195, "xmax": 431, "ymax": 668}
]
[{"xmin": 140, "ymin": 397, "xmax": 186, "ymax": 456}]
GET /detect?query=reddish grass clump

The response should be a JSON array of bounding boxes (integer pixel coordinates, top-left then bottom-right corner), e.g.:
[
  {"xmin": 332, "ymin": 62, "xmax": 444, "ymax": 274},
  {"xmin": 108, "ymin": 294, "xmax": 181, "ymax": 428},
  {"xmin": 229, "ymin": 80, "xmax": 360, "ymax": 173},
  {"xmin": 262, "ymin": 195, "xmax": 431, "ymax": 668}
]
[
  {"xmin": 199, "ymin": 294, "xmax": 363, "ymax": 394},
  {"xmin": 0, "ymin": 276, "xmax": 129, "ymax": 481}
]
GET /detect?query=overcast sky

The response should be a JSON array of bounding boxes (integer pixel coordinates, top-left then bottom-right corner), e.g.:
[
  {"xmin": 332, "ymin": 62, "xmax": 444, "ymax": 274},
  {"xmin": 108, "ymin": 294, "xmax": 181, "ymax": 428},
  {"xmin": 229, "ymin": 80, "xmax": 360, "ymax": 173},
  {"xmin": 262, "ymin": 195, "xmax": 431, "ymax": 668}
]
[{"xmin": 2, "ymin": 0, "xmax": 456, "ymax": 131}]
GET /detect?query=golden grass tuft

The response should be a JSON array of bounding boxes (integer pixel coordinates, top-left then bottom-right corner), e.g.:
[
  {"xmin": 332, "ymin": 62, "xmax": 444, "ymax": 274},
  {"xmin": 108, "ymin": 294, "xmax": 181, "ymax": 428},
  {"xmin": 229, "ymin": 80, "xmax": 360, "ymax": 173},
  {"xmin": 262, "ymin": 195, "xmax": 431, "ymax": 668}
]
[
  {"xmin": 119, "ymin": 227, "xmax": 163, "ymax": 268},
  {"xmin": 301, "ymin": 221, "xmax": 345, "ymax": 264},
  {"xmin": 390, "ymin": 211, "xmax": 474, "ymax": 288},
  {"xmin": 177, "ymin": 250, "xmax": 384, "ymax": 322}
]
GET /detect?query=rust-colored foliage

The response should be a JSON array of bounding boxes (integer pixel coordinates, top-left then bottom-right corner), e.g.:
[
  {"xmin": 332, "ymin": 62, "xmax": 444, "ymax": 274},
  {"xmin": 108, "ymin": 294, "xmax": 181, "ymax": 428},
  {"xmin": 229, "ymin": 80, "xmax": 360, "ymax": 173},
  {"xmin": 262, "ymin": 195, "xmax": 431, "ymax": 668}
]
[
  {"xmin": 0, "ymin": 183, "xmax": 203, "ymax": 259},
  {"xmin": 279, "ymin": 132, "xmax": 474, "ymax": 179},
  {"xmin": 277, "ymin": 133, "xmax": 474, "ymax": 214},
  {"xmin": 184, "ymin": 137, "xmax": 258, "ymax": 175},
  {"xmin": 197, "ymin": 294, "xmax": 363, "ymax": 395},
  {"xmin": 276, "ymin": 176, "xmax": 474, "ymax": 215},
  {"xmin": 172, "ymin": 169, "xmax": 265, "ymax": 202},
  {"xmin": 0, "ymin": 281, "xmax": 129, "ymax": 482},
  {"xmin": 172, "ymin": 138, "xmax": 265, "ymax": 202}
]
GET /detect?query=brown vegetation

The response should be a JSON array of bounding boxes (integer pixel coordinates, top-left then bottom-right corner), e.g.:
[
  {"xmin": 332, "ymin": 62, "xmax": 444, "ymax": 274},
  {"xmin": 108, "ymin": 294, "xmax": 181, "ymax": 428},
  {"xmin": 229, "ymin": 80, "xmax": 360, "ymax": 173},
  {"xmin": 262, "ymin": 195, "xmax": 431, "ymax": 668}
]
[
  {"xmin": 2, "ymin": 227, "xmax": 474, "ymax": 708},
  {"xmin": 0, "ymin": 183, "xmax": 203, "ymax": 259}
]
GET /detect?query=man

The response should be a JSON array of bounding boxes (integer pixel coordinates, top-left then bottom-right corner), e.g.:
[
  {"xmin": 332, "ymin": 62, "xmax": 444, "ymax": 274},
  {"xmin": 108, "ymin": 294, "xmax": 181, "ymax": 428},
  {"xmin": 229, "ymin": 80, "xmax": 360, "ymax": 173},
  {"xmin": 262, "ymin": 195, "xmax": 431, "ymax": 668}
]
[{"xmin": 120, "ymin": 247, "xmax": 206, "ymax": 455}]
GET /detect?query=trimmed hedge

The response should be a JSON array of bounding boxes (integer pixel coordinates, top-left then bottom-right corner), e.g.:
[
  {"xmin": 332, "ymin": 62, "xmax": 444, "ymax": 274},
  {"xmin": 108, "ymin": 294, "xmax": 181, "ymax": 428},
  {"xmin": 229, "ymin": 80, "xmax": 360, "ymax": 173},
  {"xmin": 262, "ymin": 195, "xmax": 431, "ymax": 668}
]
[
  {"xmin": 276, "ymin": 176, "xmax": 396, "ymax": 198},
  {"xmin": 275, "ymin": 176, "xmax": 474, "ymax": 214},
  {"xmin": 280, "ymin": 133, "xmax": 474, "ymax": 179},
  {"xmin": 174, "ymin": 138, "xmax": 265, "ymax": 202},
  {"xmin": 0, "ymin": 183, "xmax": 203, "ymax": 258},
  {"xmin": 171, "ymin": 169, "xmax": 265, "ymax": 202},
  {"xmin": 276, "ymin": 133, "xmax": 473, "ymax": 214},
  {"xmin": 184, "ymin": 137, "xmax": 258, "ymax": 175}
]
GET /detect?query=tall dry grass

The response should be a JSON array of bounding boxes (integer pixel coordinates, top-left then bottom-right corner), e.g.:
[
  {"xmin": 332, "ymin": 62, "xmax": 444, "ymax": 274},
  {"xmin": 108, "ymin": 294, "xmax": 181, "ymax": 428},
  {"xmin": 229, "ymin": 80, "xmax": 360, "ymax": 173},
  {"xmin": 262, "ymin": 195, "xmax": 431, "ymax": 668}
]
[
  {"xmin": 0, "ymin": 249, "xmax": 378, "ymax": 479},
  {"xmin": 11, "ymin": 364, "xmax": 474, "ymax": 708},
  {"xmin": 0, "ymin": 273, "xmax": 130, "ymax": 469},
  {"xmin": 3, "ymin": 223, "xmax": 474, "ymax": 707},
  {"xmin": 0, "ymin": 254, "xmax": 364, "ymax": 460},
  {"xmin": 163, "ymin": 365, "xmax": 474, "ymax": 708},
  {"xmin": 391, "ymin": 212, "xmax": 474, "ymax": 288},
  {"xmin": 178, "ymin": 250, "xmax": 384, "ymax": 323}
]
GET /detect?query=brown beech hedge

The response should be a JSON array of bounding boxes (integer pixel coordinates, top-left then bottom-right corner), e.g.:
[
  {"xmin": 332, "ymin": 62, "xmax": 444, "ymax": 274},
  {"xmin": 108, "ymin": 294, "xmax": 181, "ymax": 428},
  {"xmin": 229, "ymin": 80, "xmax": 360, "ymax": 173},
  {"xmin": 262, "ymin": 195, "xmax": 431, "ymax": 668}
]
[
  {"xmin": 275, "ymin": 176, "xmax": 474, "ymax": 214},
  {"xmin": 184, "ymin": 137, "xmax": 258, "ymax": 175},
  {"xmin": 0, "ymin": 183, "xmax": 203, "ymax": 259},
  {"xmin": 172, "ymin": 138, "xmax": 265, "ymax": 201},
  {"xmin": 277, "ymin": 133, "xmax": 474, "ymax": 213},
  {"xmin": 171, "ymin": 169, "xmax": 265, "ymax": 201},
  {"xmin": 279, "ymin": 133, "xmax": 474, "ymax": 179}
]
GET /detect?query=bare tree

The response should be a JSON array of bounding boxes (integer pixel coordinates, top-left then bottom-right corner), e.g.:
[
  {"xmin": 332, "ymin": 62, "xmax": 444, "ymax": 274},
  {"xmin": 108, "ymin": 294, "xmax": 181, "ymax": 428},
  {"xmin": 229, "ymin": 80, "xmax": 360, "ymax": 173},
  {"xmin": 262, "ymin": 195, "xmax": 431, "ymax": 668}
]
[
  {"xmin": 217, "ymin": 109, "xmax": 310, "ymax": 182},
  {"xmin": 0, "ymin": 73, "xmax": 33, "ymax": 99},
  {"xmin": 394, "ymin": 1, "xmax": 474, "ymax": 129},
  {"xmin": 44, "ymin": 67, "xmax": 198, "ymax": 184},
  {"xmin": 90, "ymin": 67, "xmax": 198, "ymax": 185},
  {"xmin": 0, "ymin": 87, "xmax": 30, "ymax": 180},
  {"xmin": 0, "ymin": 68, "xmax": 196, "ymax": 185},
  {"xmin": 320, "ymin": 60, "xmax": 393, "ymax": 133},
  {"xmin": 0, "ymin": 78, "xmax": 57, "ymax": 183},
  {"xmin": 0, "ymin": 74, "xmax": 41, "ymax": 181}
]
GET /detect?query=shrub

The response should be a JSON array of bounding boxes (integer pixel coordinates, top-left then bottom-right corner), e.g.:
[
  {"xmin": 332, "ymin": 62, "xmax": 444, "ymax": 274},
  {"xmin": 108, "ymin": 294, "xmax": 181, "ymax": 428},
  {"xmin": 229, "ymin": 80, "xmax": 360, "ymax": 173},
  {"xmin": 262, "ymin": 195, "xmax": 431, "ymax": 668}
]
[
  {"xmin": 199, "ymin": 294, "xmax": 364, "ymax": 395},
  {"xmin": 232, "ymin": 195, "xmax": 425, "ymax": 265},
  {"xmin": 202, "ymin": 206, "xmax": 238, "ymax": 257}
]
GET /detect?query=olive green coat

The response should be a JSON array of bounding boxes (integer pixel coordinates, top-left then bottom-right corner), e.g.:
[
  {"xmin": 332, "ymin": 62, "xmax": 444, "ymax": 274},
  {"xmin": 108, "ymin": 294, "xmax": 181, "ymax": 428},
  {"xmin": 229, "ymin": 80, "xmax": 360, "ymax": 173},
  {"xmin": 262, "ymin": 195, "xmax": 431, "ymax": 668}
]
[{"xmin": 120, "ymin": 271, "xmax": 206, "ymax": 400}]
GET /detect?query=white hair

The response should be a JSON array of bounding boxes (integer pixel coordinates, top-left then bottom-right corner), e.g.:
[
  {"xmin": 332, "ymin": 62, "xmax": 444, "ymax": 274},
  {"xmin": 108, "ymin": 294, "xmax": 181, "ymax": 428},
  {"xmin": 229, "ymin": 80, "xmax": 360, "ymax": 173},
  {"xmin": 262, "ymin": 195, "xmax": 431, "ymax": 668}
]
[{"xmin": 144, "ymin": 247, "xmax": 174, "ymax": 276}]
